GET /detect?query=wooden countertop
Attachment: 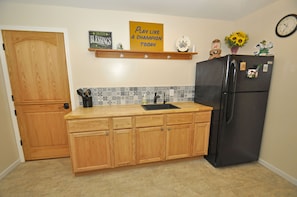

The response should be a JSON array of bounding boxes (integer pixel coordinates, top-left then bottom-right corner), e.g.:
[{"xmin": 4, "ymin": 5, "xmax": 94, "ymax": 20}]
[{"xmin": 64, "ymin": 102, "xmax": 213, "ymax": 120}]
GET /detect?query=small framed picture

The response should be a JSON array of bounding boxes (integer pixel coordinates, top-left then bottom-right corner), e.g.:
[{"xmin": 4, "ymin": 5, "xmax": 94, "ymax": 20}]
[{"xmin": 89, "ymin": 31, "xmax": 112, "ymax": 49}]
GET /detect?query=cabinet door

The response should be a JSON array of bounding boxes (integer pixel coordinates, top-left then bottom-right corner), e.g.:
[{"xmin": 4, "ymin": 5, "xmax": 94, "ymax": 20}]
[
  {"xmin": 193, "ymin": 122, "xmax": 210, "ymax": 156},
  {"xmin": 69, "ymin": 130, "xmax": 112, "ymax": 173},
  {"xmin": 136, "ymin": 127, "xmax": 165, "ymax": 164},
  {"xmin": 166, "ymin": 124, "xmax": 192, "ymax": 160},
  {"xmin": 113, "ymin": 129, "xmax": 135, "ymax": 167}
]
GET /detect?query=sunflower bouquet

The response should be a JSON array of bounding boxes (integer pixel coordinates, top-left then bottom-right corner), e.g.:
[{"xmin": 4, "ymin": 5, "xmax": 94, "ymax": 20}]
[{"xmin": 225, "ymin": 31, "xmax": 249, "ymax": 48}]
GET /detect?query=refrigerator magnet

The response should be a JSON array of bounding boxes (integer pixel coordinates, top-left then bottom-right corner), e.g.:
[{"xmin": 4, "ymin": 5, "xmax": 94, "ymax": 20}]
[
  {"xmin": 247, "ymin": 69, "xmax": 258, "ymax": 78},
  {"xmin": 263, "ymin": 64, "xmax": 269, "ymax": 72},
  {"xmin": 240, "ymin": 62, "xmax": 246, "ymax": 71}
]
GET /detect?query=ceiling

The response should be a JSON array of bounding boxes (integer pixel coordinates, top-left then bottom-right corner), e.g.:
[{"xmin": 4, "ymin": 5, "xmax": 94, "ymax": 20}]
[{"xmin": 5, "ymin": 0, "xmax": 278, "ymax": 21}]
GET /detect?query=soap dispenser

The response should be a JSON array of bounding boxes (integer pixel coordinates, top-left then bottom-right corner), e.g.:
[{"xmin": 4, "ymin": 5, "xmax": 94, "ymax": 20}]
[{"xmin": 142, "ymin": 94, "xmax": 147, "ymax": 105}]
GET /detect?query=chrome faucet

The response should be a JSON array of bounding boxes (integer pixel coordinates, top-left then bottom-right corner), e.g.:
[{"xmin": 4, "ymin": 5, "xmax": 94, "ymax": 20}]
[{"xmin": 154, "ymin": 92, "xmax": 160, "ymax": 104}]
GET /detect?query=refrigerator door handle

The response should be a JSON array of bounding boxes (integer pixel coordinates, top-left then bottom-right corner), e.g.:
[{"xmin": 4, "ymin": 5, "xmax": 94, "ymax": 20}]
[{"xmin": 227, "ymin": 59, "xmax": 237, "ymax": 124}]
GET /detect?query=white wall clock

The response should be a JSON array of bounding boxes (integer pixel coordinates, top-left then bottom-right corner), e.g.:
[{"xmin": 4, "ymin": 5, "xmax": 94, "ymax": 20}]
[{"xmin": 275, "ymin": 14, "xmax": 297, "ymax": 37}]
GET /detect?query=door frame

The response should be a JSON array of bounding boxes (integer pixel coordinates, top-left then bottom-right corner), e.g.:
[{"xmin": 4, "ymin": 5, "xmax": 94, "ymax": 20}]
[{"xmin": 0, "ymin": 25, "xmax": 76, "ymax": 162}]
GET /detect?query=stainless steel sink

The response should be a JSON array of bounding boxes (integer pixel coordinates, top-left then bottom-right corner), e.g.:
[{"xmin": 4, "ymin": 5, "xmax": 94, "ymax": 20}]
[{"xmin": 141, "ymin": 104, "xmax": 180, "ymax": 110}]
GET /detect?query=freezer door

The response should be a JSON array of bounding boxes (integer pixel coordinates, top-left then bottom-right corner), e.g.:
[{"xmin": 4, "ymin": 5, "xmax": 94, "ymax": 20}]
[
  {"xmin": 194, "ymin": 56, "xmax": 228, "ymax": 110},
  {"xmin": 215, "ymin": 91, "xmax": 269, "ymax": 166}
]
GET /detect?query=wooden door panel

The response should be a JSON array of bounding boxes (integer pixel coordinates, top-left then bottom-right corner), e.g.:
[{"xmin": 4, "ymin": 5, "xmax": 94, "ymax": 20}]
[
  {"xmin": 70, "ymin": 131, "xmax": 112, "ymax": 172},
  {"xmin": 2, "ymin": 30, "xmax": 71, "ymax": 160},
  {"xmin": 166, "ymin": 124, "xmax": 192, "ymax": 160},
  {"xmin": 166, "ymin": 113, "xmax": 193, "ymax": 125},
  {"xmin": 16, "ymin": 104, "xmax": 70, "ymax": 160},
  {"xmin": 24, "ymin": 110, "xmax": 68, "ymax": 147},
  {"xmin": 113, "ymin": 129, "xmax": 135, "ymax": 167},
  {"xmin": 136, "ymin": 127, "xmax": 165, "ymax": 164},
  {"xmin": 193, "ymin": 122, "xmax": 210, "ymax": 156},
  {"xmin": 3, "ymin": 30, "xmax": 69, "ymax": 103}
]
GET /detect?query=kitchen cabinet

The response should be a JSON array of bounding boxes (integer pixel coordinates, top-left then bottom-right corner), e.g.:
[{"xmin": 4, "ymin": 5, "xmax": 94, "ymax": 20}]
[
  {"xmin": 67, "ymin": 118, "xmax": 112, "ymax": 173},
  {"xmin": 135, "ymin": 113, "xmax": 195, "ymax": 162},
  {"xmin": 166, "ymin": 124, "xmax": 192, "ymax": 160},
  {"xmin": 135, "ymin": 115, "xmax": 165, "ymax": 164},
  {"xmin": 88, "ymin": 48, "xmax": 198, "ymax": 60},
  {"xmin": 135, "ymin": 112, "xmax": 210, "ymax": 162},
  {"xmin": 64, "ymin": 102, "xmax": 213, "ymax": 174},
  {"xmin": 193, "ymin": 111, "xmax": 211, "ymax": 156},
  {"xmin": 112, "ymin": 117, "xmax": 135, "ymax": 167}
]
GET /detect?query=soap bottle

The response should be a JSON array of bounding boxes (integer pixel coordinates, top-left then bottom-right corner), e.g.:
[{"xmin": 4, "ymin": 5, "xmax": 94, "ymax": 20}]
[{"xmin": 142, "ymin": 94, "xmax": 147, "ymax": 105}]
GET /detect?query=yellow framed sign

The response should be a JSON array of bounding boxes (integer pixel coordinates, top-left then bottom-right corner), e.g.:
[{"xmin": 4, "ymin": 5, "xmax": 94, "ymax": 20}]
[{"xmin": 129, "ymin": 21, "xmax": 163, "ymax": 52}]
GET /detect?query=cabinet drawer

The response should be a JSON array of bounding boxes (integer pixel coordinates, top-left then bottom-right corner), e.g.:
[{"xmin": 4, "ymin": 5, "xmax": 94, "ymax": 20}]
[
  {"xmin": 67, "ymin": 118, "xmax": 109, "ymax": 133},
  {"xmin": 113, "ymin": 117, "xmax": 132, "ymax": 129},
  {"xmin": 195, "ymin": 111, "xmax": 211, "ymax": 123},
  {"xmin": 166, "ymin": 113, "xmax": 193, "ymax": 125},
  {"xmin": 135, "ymin": 115, "xmax": 164, "ymax": 128}
]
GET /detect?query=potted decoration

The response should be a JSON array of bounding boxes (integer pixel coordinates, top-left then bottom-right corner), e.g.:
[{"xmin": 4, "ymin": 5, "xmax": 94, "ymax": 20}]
[
  {"xmin": 225, "ymin": 31, "xmax": 249, "ymax": 54},
  {"xmin": 254, "ymin": 40, "xmax": 273, "ymax": 56}
]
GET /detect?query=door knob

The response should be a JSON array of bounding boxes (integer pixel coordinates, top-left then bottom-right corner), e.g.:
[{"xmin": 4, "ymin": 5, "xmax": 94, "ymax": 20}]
[{"xmin": 63, "ymin": 103, "xmax": 70, "ymax": 109}]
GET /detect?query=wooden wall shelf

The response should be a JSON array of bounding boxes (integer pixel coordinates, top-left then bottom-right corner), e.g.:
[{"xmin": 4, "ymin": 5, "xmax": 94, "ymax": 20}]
[{"xmin": 88, "ymin": 48, "xmax": 198, "ymax": 60}]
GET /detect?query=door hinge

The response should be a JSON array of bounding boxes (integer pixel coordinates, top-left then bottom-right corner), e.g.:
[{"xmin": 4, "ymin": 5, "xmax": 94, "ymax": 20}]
[
  {"xmin": 2, "ymin": 43, "xmax": 5, "ymax": 51},
  {"xmin": 20, "ymin": 140, "xmax": 23, "ymax": 146},
  {"xmin": 11, "ymin": 95, "xmax": 14, "ymax": 101},
  {"xmin": 14, "ymin": 110, "xmax": 17, "ymax": 116}
]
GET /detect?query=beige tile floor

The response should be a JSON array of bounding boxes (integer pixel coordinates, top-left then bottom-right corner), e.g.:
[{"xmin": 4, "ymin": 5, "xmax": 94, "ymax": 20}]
[{"xmin": 0, "ymin": 157, "xmax": 296, "ymax": 197}]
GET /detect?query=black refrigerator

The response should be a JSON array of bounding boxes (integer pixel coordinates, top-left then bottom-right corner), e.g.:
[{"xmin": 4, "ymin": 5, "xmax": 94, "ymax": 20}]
[{"xmin": 194, "ymin": 55, "xmax": 274, "ymax": 167}]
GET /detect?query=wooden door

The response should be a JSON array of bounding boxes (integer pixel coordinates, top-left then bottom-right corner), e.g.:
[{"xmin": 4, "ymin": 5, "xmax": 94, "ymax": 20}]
[
  {"xmin": 193, "ymin": 122, "xmax": 210, "ymax": 156},
  {"xmin": 113, "ymin": 129, "xmax": 135, "ymax": 167},
  {"xmin": 112, "ymin": 117, "xmax": 135, "ymax": 167},
  {"xmin": 166, "ymin": 124, "xmax": 192, "ymax": 160},
  {"xmin": 136, "ymin": 126, "xmax": 166, "ymax": 164},
  {"xmin": 193, "ymin": 111, "xmax": 211, "ymax": 156},
  {"xmin": 2, "ymin": 30, "xmax": 71, "ymax": 160},
  {"xmin": 69, "ymin": 131, "xmax": 112, "ymax": 173}
]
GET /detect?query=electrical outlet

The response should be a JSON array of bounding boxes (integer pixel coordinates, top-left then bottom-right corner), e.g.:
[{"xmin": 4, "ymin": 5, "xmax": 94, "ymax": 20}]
[{"xmin": 169, "ymin": 89, "xmax": 174, "ymax": 96}]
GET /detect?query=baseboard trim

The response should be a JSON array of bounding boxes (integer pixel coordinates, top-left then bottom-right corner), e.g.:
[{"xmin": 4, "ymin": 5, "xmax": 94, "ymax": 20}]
[
  {"xmin": 258, "ymin": 159, "xmax": 297, "ymax": 186},
  {"xmin": 0, "ymin": 159, "xmax": 21, "ymax": 180}
]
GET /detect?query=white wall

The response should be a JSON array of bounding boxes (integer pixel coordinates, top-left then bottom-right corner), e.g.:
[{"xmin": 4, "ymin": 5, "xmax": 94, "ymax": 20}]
[
  {"xmin": 237, "ymin": 0, "xmax": 297, "ymax": 183},
  {"xmin": 0, "ymin": 2, "xmax": 233, "ymax": 107},
  {"xmin": 0, "ymin": 0, "xmax": 296, "ymax": 184},
  {"xmin": 0, "ymin": 58, "xmax": 20, "ymax": 179}
]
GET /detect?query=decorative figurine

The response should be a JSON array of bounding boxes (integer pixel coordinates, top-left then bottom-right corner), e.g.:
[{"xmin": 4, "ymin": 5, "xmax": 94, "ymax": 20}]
[
  {"xmin": 117, "ymin": 43, "xmax": 123, "ymax": 50},
  {"xmin": 254, "ymin": 40, "xmax": 273, "ymax": 56},
  {"xmin": 209, "ymin": 39, "xmax": 222, "ymax": 59}
]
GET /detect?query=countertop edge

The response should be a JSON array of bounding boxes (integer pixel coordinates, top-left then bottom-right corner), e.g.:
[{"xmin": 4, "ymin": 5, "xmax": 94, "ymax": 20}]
[{"xmin": 64, "ymin": 102, "xmax": 213, "ymax": 120}]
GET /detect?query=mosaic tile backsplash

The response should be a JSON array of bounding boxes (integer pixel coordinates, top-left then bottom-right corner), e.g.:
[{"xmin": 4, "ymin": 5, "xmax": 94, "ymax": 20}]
[{"xmin": 78, "ymin": 86, "xmax": 195, "ymax": 106}]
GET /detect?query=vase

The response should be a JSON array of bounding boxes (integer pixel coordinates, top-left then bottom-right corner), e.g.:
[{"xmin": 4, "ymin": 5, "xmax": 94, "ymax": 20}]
[{"xmin": 230, "ymin": 46, "xmax": 239, "ymax": 54}]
